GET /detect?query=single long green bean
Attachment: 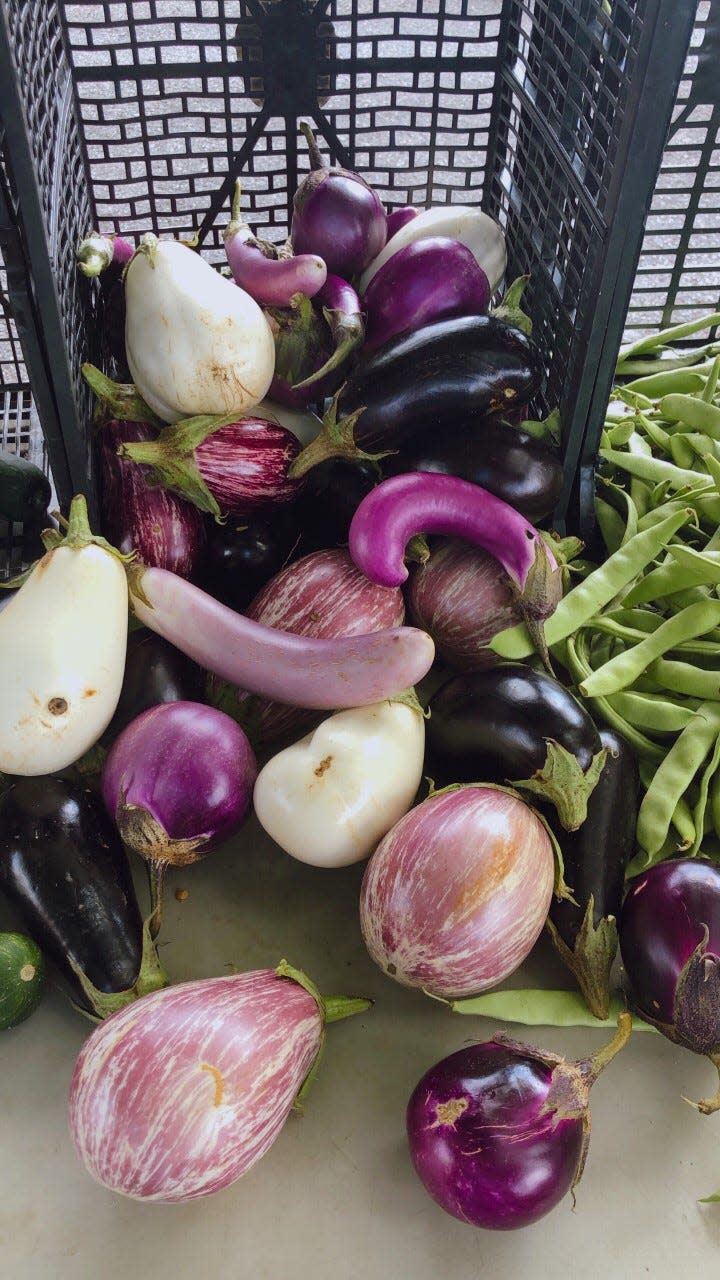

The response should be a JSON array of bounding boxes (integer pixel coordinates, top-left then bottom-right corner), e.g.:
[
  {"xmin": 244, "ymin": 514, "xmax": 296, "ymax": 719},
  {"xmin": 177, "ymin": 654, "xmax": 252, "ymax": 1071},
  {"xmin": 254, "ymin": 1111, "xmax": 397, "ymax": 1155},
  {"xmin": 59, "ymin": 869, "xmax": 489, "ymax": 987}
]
[
  {"xmin": 669, "ymin": 545, "xmax": 720, "ymax": 583},
  {"xmin": 617, "ymin": 312, "xmax": 720, "ymax": 362},
  {"xmin": 606, "ymin": 418, "xmax": 637, "ymax": 447},
  {"xmin": 595, "ymin": 497, "xmax": 625, "ymax": 555},
  {"xmin": 638, "ymin": 760, "xmax": 696, "ymax": 849},
  {"xmin": 600, "ymin": 447, "xmax": 713, "ymax": 491},
  {"xmin": 661, "ymin": 393, "xmax": 720, "ymax": 440},
  {"xmin": 561, "ymin": 634, "xmax": 664, "ymax": 762},
  {"xmin": 492, "ymin": 507, "xmax": 692, "ymax": 659},
  {"xmin": 623, "ymin": 369, "xmax": 706, "ymax": 397},
  {"xmin": 690, "ymin": 732, "xmax": 720, "ymax": 856},
  {"xmin": 669, "ymin": 433, "xmax": 697, "ymax": 468},
  {"xmin": 702, "ymin": 355, "xmax": 720, "ymax": 403},
  {"xmin": 635, "ymin": 703, "xmax": 720, "ymax": 857},
  {"xmin": 649, "ymin": 658, "xmax": 720, "ymax": 700},
  {"xmin": 623, "ymin": 558, "xmax": 712, "ymax": 607},
  {"xmin": 608, "ymin": 691, "xmax": 695, "ymax": 734},
  {"xmin": 580, "ymin": 600, "xmax": 720, "ymax": 698}
]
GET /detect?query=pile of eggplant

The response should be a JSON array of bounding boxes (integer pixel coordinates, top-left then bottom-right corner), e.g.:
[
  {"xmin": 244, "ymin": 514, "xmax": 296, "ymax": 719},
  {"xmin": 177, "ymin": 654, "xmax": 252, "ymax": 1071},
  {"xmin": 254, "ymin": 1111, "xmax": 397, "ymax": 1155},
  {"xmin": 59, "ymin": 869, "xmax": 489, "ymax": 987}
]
[{"xmin": 1, "ymin": 125, "xmax": 718, "ymax": 1224}]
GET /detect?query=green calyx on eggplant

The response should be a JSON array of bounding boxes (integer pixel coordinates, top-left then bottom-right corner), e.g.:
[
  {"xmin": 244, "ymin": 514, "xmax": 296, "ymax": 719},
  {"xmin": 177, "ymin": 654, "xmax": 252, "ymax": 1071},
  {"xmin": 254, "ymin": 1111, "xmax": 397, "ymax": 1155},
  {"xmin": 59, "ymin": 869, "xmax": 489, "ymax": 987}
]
[
  {"xmin": 289, "ymin": 314, "xmax": 545, "ymax": 472},
  {"xmin": 0, "ymin": 777, "xmax": 168, "ymax": 1019},
  {"xmin": 426, "ymin": 664, "xmax": 608, "ymax": 832},
  {"xmin": 546, "ymin": 729, "xmax": 639, "ymax": 1020}
]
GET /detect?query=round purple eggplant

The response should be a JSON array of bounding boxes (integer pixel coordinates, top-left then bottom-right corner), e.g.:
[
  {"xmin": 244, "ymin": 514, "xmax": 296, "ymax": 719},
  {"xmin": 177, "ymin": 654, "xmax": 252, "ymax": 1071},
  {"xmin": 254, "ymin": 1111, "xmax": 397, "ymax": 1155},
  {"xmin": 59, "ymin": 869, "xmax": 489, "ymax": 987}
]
[
  {"xmin": 619, "ymin": 857, "xmax": 720, "ymax": 1113},
  {"xmin": 406, "ymin": 1016, "xmax": 631, "ymax": 1229},
  {"xmin": 291, "ymin": 123, "xmax": 387, "ymax": 277},
  {"xmin": 362, "ymin": 236, "xmax": 490, "ymax": 353}
]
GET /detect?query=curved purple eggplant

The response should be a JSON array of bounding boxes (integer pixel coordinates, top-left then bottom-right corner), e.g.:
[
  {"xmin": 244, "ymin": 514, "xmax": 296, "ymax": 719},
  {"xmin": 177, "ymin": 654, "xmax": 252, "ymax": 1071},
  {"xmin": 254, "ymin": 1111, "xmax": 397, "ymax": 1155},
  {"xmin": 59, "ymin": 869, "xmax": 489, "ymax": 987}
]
[
  {"xmin": 224, "ymin": 179, "xmax": 327, "ymax": 306},
  {"xmin": 362, "ymin": 236, "xmax": 490, "ymax": 353}
]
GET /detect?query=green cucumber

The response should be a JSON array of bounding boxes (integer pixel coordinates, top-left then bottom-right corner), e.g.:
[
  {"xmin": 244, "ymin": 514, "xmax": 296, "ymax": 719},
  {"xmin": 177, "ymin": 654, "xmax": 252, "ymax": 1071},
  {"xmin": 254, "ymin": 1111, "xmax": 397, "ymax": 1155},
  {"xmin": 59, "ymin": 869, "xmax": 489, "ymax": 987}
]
[
  {"xmin": 0, "ymin": 450, "xmax": 51, "ymax": 524},
  {"xmin": 0, "ymin": 932, "xmax": 46, "ymax": 1029}
]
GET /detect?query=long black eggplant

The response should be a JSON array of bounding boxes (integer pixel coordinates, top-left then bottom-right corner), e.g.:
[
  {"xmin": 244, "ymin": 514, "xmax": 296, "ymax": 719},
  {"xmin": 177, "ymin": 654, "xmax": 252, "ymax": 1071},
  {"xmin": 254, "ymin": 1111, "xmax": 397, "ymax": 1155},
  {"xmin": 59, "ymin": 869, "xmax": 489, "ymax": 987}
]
[
  {"xmin": 384, "ymin": 417, "xmax": 564, "ymax": 524},
  {"xmin": 288, "ymin": 314, "xmax": 544, "ymax": 475},
  {"xmin": 546, "ymin": 728, "xmax": 639, "ymax": 1020},
  {"xmin": 426, "ymin": 664, "xmax": 607, "ymax": 831},
  {"xmin": 105, "ymin": 629, "xmax": 206, "ymax": 740},
  {"xmin": 0, "ymin": 777, "xmax": 167, "ymax": 1018}
]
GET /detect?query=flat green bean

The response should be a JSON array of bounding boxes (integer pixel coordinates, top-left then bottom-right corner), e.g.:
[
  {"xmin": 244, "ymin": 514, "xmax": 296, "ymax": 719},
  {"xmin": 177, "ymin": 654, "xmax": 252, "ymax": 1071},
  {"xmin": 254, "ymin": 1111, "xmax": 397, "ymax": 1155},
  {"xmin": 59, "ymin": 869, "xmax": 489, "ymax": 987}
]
[
  {"xmin": 669, "ymin": 433, "xmax": 697, "ymax": 468},
  {"xmin": 580, "ymin": 600, "xmax": 720, "ymax": 698},
  {"xmin": 600, "ymin": 446, "xmax": 713, "ymax": 491},
  {"xmin": 661, "ymin": 393, "xmax": 720, "ymax": 440},
  {"xmin": 627, "ymin": 432, "xmax": 653, "ymax": 516},
  {"xmin": 701, "ymin": 354, "xmax": 720, "ymax": 403},
  {"xmin": 650, "ymin": 659, "xmax": 720, "ymax": 700},
  {"xmin": 637, "ymin": 761, "xmax": 696, "ymax": 849},
  {"xmin": 606, "ymin": 419, "xmax": 638, "ymax": 446},
  {"xmin": 561, "ymin": 634, "xmax": 664, "ymax": 762},
  {"xmin": 669, "ymin": 545, "xmax": 720, "ymax": 584},
  {"xmin": 623, "ymin": 558, "xmax": 710, "ymax": 607},
  {"xmin": 617, "ymin": 312, "xmax": 720, "ymax": 362},
  {"xmin": 690, "ymin": 732, "xmax": 720, "ymax": 856},
  {"xmin": 491, "ymin": 507, "xmax": 692, "ymax": 659},
  {"xmin": 623, "ymin": 369, "xmax": 705, "ymax": 397},
  {"xmin": 636, "ymin": 414, "xmax": 672, "ymax": 454},
  {"xmin": 595, "ymin": 497, "xmax": 625, "ymax": 556},
  {"xmin": 635, "ymin": 702, "xmax": 720, "ymax": 856},
  {"xmin": 663, "ymin": 585, "xmax": 714, "ymax": 613},
  {"xmin": 608, "ymin": 691, "xmax": 695, "ymax": 734}
]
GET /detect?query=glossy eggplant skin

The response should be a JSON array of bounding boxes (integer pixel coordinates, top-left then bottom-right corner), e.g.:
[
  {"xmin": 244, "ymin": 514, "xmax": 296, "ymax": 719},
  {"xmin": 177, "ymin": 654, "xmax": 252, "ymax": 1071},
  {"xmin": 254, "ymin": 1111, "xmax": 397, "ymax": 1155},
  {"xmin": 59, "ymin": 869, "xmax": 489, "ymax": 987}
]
[
  {"xmin": 105, "ymin": 629, "xmax": 205, "ymax": 740},
  {"xmin": 0, "ymin": 778, "xmax": 144, "ymax": 1008},
  {"xmin": 549, "ymin": 729, "xmax": 637, "ymax": 941},
  {"xmin": 385, "ymin": 418, "xmax": 563, "ymax": 524},
  {"xmin": 338, "ymin": 315, "xmax": 544, "ymax": 452},
  {"xmin": 294, "ymin": 458, "xmax": 378, "ymax": 551},
  {"xmin": 0, "ymin": 450, "xmax": 51, "ymax": 524},
  {"xmin": 203, "ymin": 510, "xmax": 300, "ymax": 612},
  {"xmin": 426, "ymin": 664, "xmax": 601, "ymax": 786}
]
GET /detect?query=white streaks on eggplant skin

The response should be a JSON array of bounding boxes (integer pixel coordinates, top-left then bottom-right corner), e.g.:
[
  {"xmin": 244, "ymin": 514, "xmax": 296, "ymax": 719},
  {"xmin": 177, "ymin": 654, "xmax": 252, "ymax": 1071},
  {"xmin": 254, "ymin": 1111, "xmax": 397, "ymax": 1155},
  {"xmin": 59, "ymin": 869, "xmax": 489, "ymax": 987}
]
[
  {"xmin": 68, "ymin": 971, "xmax": 322, "ymax": 1204},
  {"xmin": 359, "ymin": 788, "xmax": 554, "ymax": 998},
  {"xmin": 196, "ymin": 420, "xmax": 302, "ymax": 514},
  {"xmin": 247, "ymin": 549, "xmax": 405, "ymax": 636}
]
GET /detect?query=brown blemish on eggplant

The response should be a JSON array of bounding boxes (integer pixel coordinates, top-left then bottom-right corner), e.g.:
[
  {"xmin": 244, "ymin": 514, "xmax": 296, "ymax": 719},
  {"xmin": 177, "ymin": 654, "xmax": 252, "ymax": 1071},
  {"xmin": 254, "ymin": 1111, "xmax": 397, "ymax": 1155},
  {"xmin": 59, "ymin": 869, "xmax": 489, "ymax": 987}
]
[
  {"xmin": 47, "ymin": 697, "xmax": 68, "ymax": 716},
  {"xmin": 200, "ymin": 1062, "xmax": 225, "ymax": 1107},
  {"xmin": 314, "ymin": 755, "xmax": 333, "ymax": 778},
  {"xmin": 83, "ymin": 689, "xmax": 97, "ymax": 698},
  {"xmin": 431, "ymin": 1097, "xmax": 469, "ymax": 1129},
  {"xmin": 452, "ymin": 836, "xmax": 516, "ymax": 922}
]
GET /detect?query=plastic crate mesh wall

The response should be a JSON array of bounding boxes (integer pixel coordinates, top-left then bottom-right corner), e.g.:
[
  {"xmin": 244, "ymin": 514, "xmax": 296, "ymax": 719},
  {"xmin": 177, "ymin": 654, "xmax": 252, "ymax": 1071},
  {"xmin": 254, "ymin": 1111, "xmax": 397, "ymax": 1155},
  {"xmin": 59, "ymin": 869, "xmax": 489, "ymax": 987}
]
[
  {"xmin": 627, "ymin": 0, "xmax": 720, "ymax": 340},
  {"xmin": 3, "ymin": 0, "xmax": 663, "ymax": 470}
]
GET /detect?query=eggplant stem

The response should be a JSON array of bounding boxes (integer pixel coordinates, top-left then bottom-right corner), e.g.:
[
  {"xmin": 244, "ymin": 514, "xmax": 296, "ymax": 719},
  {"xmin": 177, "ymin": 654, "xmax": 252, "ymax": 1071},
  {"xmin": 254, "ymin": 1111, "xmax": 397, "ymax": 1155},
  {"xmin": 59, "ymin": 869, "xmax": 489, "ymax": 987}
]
[
  {"xmin": 230, "ymin": 177, "xmax": 243, "ymax": 225},
  {"xmin": 292, "ymin": 334, "xmax": 362, "ymax": 390},
  {"xmin": 147, "ymin": 861, "xmax": 166, "ymax": 940},
  {"xmin": 299, "ymin": 120, "xmax": 325, "ymax": 171},
  {"xmin": 578, "ymin": 1012, "xmax": 633, "ymax": 1086},
  {"xmin": 685, "ymin": 1053, "xmax": 720, "ymax": 1116}
]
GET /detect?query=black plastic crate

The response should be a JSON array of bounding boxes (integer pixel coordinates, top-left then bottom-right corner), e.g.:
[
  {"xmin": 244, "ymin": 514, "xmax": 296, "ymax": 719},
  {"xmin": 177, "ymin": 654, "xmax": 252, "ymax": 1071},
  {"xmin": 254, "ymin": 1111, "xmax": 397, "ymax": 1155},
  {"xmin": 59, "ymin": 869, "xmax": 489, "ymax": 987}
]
[{"xmin": 0, "ymin": 0, "xmax": 699, "ymax": 539}]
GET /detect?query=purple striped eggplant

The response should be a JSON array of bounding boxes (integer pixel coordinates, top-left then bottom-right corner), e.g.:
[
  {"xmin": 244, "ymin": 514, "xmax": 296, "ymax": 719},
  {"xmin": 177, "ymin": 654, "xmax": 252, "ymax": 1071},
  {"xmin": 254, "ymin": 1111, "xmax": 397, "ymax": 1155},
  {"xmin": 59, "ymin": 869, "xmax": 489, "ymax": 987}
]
[
  {"xmin": 362, "ymin": 236, "xmax": 490, "ymax": 353},
  {"xmin": 99, "ymin": 418, "xmax": 206, "ymax": 577},
  {"xmin": 119, "ymin": 414, "xmax": 304, "ymax": 520},
  {"xmin": 68, "ymin": 962, "xmax": 370, "ymax": 1203}
]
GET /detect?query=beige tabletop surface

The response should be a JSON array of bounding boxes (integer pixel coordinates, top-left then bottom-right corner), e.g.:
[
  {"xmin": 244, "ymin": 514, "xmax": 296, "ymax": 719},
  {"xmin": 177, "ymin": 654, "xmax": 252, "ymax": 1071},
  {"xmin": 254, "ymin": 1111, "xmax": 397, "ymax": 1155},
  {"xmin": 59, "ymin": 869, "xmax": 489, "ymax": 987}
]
[{"xmin": 1, "ymin": 815, "xmax": 719, "ymax": 1280}]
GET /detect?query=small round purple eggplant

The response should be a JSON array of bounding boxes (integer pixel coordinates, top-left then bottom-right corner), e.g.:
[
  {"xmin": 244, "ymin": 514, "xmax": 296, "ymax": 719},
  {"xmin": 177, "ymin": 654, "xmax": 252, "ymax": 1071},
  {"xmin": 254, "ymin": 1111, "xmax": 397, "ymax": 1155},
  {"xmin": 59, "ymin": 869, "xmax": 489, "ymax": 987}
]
[
  {"xmin": 362, "ymin": 236, "xmax": 490, "ymax": 353},
  {"xmin": 291, "ymin": 122, "xmax": 387, "ymax": 277},
  {"xmin": 619, "ymin": 857, "xmax": 720, "ymax": 1113},
  {"xmin": 224, "ymin": 179, "xmax": 327, "ymax": 306},
  {"xmin": 406, "ymin": 1015, "xmax": 631, "ymax": 1229},
  {"xmin": 386, "ymin": 206, "xmax": 420, "ymax": 239},
  {"xmin": 102, "ymin": 702, "xmax": 257, "ymax": 935}
]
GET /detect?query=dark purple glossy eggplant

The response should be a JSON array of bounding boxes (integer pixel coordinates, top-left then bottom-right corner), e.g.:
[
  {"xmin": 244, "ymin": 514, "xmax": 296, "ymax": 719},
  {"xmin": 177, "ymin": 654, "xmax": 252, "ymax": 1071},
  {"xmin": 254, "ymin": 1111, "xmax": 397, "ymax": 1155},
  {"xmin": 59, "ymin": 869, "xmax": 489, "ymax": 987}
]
[
  {"xmin": 426, "ymin": 664, "xmax": 607, "ymax": 831},
  {"xmin": 362, "ymin": 237, "xmax": 490, "ymax": 354},
  {"xmin": 406, "ymin": 538, "xmax": 523, "ymax": 671},
  {"xmin": 386, "ymin": 417, "xmax": 564, "ymax": 524},
  {"xmin": 619, "ymin": 858, "xmax": 720, "ymax": 1114},
  {"xmin": 0, "ymin": 777, "xmax": 166, "ymax": 1017},
  {"xmin": 294, "ymin": 457, "xmax": 377, "ymax": 551},
  {"xmin": 119, "ymin": 415, "xmax": 304, "ymax": 521},
  {"xmin": 291, "ymin": 122, "xmax": 387, "ymax": 277},
  {"xmin": 105, "ymin": 629, "xmax": 205, "ymax": 741},
  {"xmin": 203, "ymin": 509, "xmax": 301, "ymax": 611},
  {"xmin": 547, "ymin": 729, "xmax": 638, "ymax": 1019},
  {"xmin": 99, "ymin": 418, "xmax": 207, "ymax": 576},
  {"xmin": 406, "ymin": 1016, "xmax": 631, "ymax": 1229}
]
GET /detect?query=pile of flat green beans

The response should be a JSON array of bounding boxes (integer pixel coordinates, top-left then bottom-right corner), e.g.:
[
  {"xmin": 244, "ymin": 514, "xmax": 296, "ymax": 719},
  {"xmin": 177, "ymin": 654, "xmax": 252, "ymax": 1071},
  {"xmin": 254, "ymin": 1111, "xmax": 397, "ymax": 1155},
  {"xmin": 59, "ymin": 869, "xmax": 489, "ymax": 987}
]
[{"xmin": 496, "ymin": 312, "xmax": 720, "ymax": 876}]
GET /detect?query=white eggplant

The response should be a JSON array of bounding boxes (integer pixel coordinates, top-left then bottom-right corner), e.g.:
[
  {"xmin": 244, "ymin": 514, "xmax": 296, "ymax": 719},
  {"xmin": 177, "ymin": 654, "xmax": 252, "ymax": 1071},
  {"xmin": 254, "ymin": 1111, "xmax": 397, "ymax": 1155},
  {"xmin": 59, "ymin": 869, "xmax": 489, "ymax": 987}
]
[
  {"xmin": 0, "ymin": 497, "xmax": 128, "ymax": 777},
  {"xmin": 124, "ymin": 236, "xmax": 276, "ymax": 424},
  {"xmin": 253, "ymin": 698, "xmax": 425, "ymax": 868},
  {"xmin": 358, "ymin": 205, "xmax": 507, "ymax": 295}
]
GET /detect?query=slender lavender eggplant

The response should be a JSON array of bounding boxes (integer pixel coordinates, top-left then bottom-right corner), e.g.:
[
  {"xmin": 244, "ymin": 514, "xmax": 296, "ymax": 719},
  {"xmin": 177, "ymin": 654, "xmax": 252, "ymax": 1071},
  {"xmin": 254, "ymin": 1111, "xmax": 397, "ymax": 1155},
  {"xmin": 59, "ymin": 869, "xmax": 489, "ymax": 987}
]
[
  {"xmin": 348, "ymin": 472, "xmax": 560, "ymax": 666},
  {"xmin": 426, "ymin": 664, "xmax": 606, "ymax": 831},
  {"xmin": 386, "ymin": 417, "xmax": 564, "ymax": 524},
  {"xmin": 385, "ymin": 206, "xmax": 419, "ymax": 239},
  {"xmin": 619, "ymin": 858, "xmax": 720, "ymax": 1113},
  {"xmin": 291, "ymin": 122, "xmax": 387, "ymax": 277},
  {"xmin": 547, "ymin": 729, "xmax": 638, "ymax": 1019},
  {"xmin": 119, "ymin": 414, "xmax": 304, "ymax": 520},
  {"xmin": 362, "ymin": 237, "xmax": 490, "ymax": 353},
  {"xmin": 127, "ymin": 563, "xmax": 434, "ymax": 708},
  {"xmin": 0, "ymin": 777, "xmax": 166, "ymax": 1018},
  {"xmin": 224, "ymin": 179, "xmax": 326, "ymax": 306},
  {"xmin": 292, "ymin": 275, "xmax": 364, "ymax": 390},
  {"xmin": 406, "ymin": 1016, "xmax": 632, "ymax": 1229},
  {"xmin": 102, "ymin": 702, "xmax": 257, "ymax": 935},
  {"xmin": 406, "ymin": 539, "xmax": 524, "ymax": 671}
]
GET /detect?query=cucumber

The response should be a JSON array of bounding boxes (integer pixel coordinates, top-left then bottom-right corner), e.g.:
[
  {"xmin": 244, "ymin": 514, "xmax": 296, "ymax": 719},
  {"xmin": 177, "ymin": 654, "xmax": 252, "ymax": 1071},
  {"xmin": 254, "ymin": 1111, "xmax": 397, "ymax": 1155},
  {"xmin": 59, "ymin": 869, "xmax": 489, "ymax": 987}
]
[
  {"xmin": 0, "ymin": 450, "xmax": 51, "ymax": 524},
  {"xmin": 0, "ymin": 932, "xmax": 46, "ymax": 1029}
]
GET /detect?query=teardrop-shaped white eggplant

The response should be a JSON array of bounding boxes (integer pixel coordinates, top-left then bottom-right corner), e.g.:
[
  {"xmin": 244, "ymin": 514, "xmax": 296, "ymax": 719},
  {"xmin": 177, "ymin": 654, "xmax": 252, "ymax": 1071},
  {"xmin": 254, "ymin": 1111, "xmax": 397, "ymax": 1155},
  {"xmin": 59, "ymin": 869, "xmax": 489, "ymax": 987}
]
[
  {"xmin": 125, "ymin": 236, "xmax": 276, "ymax": 424},
  {"xmin": 0, "ymin": 544, "xmax": 128, "ymax": 776}
]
